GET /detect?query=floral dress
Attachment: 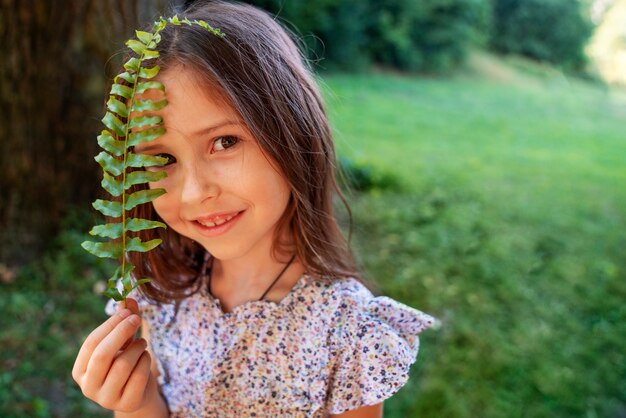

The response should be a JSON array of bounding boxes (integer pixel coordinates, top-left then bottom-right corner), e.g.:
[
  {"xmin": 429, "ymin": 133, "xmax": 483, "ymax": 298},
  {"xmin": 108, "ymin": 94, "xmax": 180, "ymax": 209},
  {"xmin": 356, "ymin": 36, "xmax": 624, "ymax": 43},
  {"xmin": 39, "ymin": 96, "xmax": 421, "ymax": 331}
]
[{"xmin": 105, "ymin": 273, "xmax": 435, "ymax": 417}]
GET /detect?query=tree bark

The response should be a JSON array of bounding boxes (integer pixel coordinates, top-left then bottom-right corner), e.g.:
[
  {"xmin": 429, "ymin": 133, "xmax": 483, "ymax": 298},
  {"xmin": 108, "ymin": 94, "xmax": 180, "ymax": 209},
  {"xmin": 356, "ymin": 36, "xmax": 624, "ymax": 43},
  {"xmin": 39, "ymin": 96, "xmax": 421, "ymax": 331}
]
[{"xmin": 0, "ymin": 0, "xmax": 168, "ymax": 266}]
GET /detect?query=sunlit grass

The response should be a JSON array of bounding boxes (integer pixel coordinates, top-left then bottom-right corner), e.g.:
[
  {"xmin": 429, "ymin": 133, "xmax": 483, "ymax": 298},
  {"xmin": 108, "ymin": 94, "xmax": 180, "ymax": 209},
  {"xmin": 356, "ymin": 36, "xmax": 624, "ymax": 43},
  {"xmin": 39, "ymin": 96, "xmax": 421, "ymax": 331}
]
[{"xmin": 323, "ymin": 68, "xmax": 626, "ymax": 417}]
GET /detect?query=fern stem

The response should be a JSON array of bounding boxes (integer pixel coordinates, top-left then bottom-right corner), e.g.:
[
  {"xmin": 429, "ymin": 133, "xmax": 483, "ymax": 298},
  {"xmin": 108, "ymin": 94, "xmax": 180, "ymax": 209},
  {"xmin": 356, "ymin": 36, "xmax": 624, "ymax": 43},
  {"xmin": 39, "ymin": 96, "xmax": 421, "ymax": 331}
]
[{"xmin": 120, "ymin": 26, "xmax": 166, "ymax": 294}]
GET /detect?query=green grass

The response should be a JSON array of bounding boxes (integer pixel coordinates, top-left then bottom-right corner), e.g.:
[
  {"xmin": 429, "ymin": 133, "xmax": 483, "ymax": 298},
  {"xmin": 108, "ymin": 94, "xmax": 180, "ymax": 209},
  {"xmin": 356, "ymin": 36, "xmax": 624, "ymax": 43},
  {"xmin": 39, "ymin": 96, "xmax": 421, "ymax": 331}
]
[
  {"xmin": 323, "ymin": 65, "xmax": 626, "ymax": 417},
  {"xmin": 1, "ymin": 60, "xmax": 625, "ymax": 417}
]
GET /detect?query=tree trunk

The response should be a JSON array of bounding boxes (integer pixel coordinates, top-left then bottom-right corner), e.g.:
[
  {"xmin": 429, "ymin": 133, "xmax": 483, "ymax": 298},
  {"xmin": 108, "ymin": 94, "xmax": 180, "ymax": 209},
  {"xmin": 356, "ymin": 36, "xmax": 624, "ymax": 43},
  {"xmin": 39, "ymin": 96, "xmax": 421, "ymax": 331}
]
[{"xmin": 0, "ymin": 0, "xmax": 168, "ymax": 267}]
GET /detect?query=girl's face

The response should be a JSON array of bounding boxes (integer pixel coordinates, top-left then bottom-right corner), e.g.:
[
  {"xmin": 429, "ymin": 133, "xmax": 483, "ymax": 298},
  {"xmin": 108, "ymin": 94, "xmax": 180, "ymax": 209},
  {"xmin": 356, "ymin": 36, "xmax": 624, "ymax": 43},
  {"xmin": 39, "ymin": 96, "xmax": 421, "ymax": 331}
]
[{"xmin": 133, "ymin": 68, "xmax": 292, "ymax": 261}]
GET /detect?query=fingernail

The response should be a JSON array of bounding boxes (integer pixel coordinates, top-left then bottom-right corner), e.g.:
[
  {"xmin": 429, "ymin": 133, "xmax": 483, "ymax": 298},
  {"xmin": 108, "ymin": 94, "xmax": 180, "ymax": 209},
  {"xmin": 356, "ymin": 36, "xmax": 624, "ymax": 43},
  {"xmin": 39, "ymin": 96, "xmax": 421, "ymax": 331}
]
[
  {"xmin": 118, "ymin": 309, "xmax": 131, "ymax": 318},
  {"xmin": 129, "ymin": 315, "xmax": 140, "ymax": 326}
]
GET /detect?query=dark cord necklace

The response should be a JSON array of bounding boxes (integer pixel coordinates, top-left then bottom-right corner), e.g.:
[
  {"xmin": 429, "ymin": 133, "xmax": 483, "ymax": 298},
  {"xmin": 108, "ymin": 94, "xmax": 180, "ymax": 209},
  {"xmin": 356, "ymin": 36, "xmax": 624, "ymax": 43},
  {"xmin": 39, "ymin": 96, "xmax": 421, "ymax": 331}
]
[{"xmin": 205, "ymin": 254, "xmax": 296, "ymax": 301}]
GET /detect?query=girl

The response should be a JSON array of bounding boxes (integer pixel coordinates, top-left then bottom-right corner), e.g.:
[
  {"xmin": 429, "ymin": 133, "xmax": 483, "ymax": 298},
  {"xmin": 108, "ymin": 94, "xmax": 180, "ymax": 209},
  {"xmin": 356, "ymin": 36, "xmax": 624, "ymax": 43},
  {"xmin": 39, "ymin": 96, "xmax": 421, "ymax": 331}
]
[{"xmin": 72, "ymin": 1, "xmax": 434, "ymax": 417}]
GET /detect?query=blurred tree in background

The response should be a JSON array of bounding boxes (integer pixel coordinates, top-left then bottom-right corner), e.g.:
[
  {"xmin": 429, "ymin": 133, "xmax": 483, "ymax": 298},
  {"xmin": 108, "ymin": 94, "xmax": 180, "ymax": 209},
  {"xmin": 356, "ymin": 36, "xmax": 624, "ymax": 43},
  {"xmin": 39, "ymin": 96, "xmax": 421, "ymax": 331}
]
[
  {"xmin": 0, "ymin": 0, "xmax": 167, "ymax": 268},
  {"xmin": 246, "ymin": 0, "xmax": 490, "ymax": 73},
  {"xmin": 245, "ymin": 0, "xmax": 592, "ymax": 73},
  {"xmin": 490, "ymin": 0, "xmax": 593, "ymax": 71}
]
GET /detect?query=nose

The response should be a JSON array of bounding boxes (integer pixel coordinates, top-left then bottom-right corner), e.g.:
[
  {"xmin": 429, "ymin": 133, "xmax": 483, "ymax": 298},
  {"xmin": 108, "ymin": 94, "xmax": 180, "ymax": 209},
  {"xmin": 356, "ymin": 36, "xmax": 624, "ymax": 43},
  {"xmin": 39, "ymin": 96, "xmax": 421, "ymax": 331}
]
[{"xmin": 179, "ymin": 163, "xmax": 218, "ymax": 205}]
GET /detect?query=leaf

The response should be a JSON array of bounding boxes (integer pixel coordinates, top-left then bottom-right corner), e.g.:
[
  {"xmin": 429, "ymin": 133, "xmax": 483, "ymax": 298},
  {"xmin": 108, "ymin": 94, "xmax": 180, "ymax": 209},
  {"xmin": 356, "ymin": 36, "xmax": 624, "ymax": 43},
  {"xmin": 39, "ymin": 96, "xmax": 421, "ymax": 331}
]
[
  {"xmin": 88, "ymin": 223, "xmax": 123, "ymax": 239},
  {"xmin": 121, "ymin": 262, "xmax": 136, "ymax": 294},
  {"xmin": 152, "ymin": 17, "xmax": 167, "ymax": 32},
  {"xmin": 97, "ymin": 131, "xmax": 125, "ymax": 156},
  {"xmin": 131, "ymin": 98, "xmax": 167, "ymax": 112},
  {"xmin": 108, "ymin": 266, "xmax": 122, "ymax": 284},
  {"xmin": 128, "ymin": 127, "xmax": 166, "ymax": 147},
  {"xmin": 81, "ymin": 240, "xmax": 123, "ymax": 259},
  {"xmin": 92, "ymin": 199, "xmax": 122, "ymax": 217},
  {"xmin": 133, "ymin": 278, "xmax": 152, "ymax": 287},
  {"xmin": 103, "ymin": 287, "xmax": 123, "ymax": 301},
  {"xmin": 95, "ymin": 151, "xmax": 123, "ymax": 176},
  {"xmin": 110, "ymin": 83, "xmax": 133, "ymax": 100},
  {"xmin": 122, "ymin": 263, "xmax": 135, "ymax": 279},
  {"xmin": 101, "ymin": 112, "xmax": 126, "ymax": 137},
  {"xmin": 125, "ymin": 218, "xmax": 167, "ymax": 232},
  {"xmin": 126, "ymin": 39, "xmax": 146, "ymax": 55},
  {"xmin": 125, "ymin": 170, "xmax": 167, "ymax": 188},
  {"xmin": 106, "ymin": 97, "xmax": 128, "ymax": 118},
  {"xmin": 136, "ymin": 81, "xmax": 164, "ymax": 94},
  {"xmin": 129, "ymin": 115, "xmax": 163, "ymax": 129},
  {"xmin": 125, "ymin": 189, "xmax": 166, "ymax": 210},
  {"xmin": 126, "ymin": 237, "xmax": 162, "ymax": 253},
  {"xmin": 126, "ymin": 152, "xmax": 168, "ymax": 168},
  {"xmin": 114, "ymin": 72, "xmax": 137, "ymax": 84},
  {"xmin": 142, "ymin": 49, "xmax": 159, "ymax": 60},
  {"xmin": 135, "ymin": 30, "xmax": 152, "ymax": 44},
  {"xmin": 101, "ymin": 172, "xmax": 124, "ymax": 196},
  {"xmin": 124, "ymin": 57, "xmax": 141, "ymax": 72},
  {"xmin": 138, "ymin": 66, "xmax": 160, "ymax": 80}
]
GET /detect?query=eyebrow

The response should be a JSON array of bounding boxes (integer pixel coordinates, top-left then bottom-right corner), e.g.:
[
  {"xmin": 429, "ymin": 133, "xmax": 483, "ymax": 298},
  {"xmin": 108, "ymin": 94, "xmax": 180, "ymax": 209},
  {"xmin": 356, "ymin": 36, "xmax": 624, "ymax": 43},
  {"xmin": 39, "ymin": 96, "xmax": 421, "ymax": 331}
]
[
  {"xmin": 191, "ymin": 120, "xmax": 242, "ymax": 137},
  {"xmin": 134, "ymin": 120, "xmax": 242, "ymax": 152}
]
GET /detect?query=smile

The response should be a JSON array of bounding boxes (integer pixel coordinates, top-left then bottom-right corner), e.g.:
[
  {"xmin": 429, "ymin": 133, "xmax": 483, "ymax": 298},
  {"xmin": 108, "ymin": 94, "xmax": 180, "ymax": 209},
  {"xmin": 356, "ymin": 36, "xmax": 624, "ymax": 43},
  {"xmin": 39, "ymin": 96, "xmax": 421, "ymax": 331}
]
[
  {"xmin": 192, "ymin": 211, "xmax": 244, "ymax": 237},
  {"xmin": 197, "ymin": 214, "xmax": 236, "ymax": 227}
]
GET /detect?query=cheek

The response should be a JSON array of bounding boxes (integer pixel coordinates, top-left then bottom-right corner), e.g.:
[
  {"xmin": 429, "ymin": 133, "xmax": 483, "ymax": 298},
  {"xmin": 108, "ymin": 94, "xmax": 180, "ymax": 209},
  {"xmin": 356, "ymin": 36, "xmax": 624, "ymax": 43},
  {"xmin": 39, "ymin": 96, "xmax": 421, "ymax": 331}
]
[
  {"xmin": 254, "ymin": 169, "xmax": 291, "ymax": 212},
  {"xmin": 150, "ymin": 193, "xmax": 178, "ymax": 224}
]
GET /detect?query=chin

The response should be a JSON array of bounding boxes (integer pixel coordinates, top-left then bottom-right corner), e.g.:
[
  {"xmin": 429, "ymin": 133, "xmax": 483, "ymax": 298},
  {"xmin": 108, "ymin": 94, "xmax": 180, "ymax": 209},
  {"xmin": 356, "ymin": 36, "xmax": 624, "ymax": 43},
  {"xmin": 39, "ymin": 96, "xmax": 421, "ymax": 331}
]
[{"xmin": 195, "ymin": 241, "xmax": 250, "ymax": 261}]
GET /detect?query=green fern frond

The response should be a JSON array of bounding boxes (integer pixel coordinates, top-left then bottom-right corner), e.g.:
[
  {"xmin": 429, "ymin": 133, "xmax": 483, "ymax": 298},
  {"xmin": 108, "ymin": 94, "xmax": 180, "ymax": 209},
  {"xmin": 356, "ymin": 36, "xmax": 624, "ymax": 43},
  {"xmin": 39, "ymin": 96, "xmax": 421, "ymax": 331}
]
[{"xmin": 82, "ymin": 16, "xmax": 225, "ymax": 302}]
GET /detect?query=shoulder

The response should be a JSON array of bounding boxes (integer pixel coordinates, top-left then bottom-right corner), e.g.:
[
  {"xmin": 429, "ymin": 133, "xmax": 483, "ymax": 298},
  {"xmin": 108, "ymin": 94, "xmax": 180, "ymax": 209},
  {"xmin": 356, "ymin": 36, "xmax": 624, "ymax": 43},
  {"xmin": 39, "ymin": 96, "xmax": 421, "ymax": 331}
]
[
  {"xmin": 324, "ymin": 277, "xmax": 434, "ymax": 349},
  {"xmin": 321, "ymin": 276, "xmax": 435, "ymax": 415}
]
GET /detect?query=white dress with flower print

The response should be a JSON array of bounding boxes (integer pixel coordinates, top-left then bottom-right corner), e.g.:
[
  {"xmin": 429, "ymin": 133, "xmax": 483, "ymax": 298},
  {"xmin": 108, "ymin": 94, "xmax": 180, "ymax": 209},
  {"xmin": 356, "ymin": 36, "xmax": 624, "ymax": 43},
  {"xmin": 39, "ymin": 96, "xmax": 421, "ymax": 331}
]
[{"xmin": 105, "ymin": 274, "xmax": 435, "ymax": 417}]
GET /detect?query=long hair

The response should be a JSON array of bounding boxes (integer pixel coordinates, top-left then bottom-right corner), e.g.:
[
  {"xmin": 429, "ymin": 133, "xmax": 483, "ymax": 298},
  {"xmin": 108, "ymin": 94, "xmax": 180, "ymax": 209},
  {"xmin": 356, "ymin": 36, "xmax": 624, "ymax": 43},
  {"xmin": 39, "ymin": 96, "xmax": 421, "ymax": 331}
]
[{"xmin": 124, "ymin": 0, "xmax": 379, "ymax": 304}]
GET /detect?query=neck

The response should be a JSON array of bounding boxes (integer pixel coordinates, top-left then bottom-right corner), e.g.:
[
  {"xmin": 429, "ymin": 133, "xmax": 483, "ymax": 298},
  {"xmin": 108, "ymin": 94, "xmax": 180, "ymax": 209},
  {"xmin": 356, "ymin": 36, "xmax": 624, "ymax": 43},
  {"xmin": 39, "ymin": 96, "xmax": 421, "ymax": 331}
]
[
  {"xmin": 211, "ymin": 253, "xmax": 301, "ymax": 291},
  {"xmin": 208, "ymin": 231, "xmax": 304, "ymax": 299},
  {"xmin": 205, "ymin": 225, "xmax": 304, "ymax": 300}
]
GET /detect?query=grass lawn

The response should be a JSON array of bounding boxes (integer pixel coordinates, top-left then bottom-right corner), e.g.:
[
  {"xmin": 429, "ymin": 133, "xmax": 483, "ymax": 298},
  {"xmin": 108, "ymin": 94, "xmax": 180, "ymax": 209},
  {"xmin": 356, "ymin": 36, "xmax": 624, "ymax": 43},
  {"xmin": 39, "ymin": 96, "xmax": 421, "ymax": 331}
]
[
  {"xmin": 1, "ymin": 56, "xmax": 624, "ymax": 417},
  {"xmin": 322, "ymin": 57, "xmax": 626, "ymax": 417}
]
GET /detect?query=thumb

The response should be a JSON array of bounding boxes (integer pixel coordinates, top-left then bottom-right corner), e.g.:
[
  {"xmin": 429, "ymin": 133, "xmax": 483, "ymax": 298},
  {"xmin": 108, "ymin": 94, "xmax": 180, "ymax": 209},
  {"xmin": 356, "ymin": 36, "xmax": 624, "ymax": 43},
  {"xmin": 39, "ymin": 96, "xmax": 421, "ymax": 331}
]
[
  {"xmin": 115, "ymin": 297, "xmax": 140, "ymax": 316},
  {"xmin": 116, "ymin": 297, "xmax": 141, "ymax": 351}
]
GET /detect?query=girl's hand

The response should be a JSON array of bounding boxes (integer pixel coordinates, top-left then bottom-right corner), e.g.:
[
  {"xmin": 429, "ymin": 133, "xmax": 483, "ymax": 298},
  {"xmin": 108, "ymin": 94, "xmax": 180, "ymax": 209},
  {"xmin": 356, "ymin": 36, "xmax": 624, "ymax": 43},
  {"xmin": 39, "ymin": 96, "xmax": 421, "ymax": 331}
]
[{"xmin": 72, "ymin": 298, "xmax": 157, "ymax": 413}]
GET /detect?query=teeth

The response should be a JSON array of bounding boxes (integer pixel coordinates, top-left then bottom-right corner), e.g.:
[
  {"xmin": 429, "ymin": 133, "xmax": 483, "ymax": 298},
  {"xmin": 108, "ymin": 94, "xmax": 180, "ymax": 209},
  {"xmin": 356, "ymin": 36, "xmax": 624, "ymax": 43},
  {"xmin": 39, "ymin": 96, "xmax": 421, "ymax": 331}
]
[{"xmin": 198, "ymin": 214, "xmax": 235, "ymax": 228}]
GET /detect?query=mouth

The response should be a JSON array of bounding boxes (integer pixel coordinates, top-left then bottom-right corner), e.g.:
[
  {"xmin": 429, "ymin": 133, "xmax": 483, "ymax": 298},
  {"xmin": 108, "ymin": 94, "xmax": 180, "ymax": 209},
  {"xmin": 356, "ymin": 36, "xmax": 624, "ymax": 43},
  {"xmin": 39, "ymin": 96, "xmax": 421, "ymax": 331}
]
[
  {"xmin": 196, "ymin": 212, "xmax": 239, "ymax": 227},
  {"xmin": 192, "ymin": 210, "xmax": 244, "ymax": 237}
]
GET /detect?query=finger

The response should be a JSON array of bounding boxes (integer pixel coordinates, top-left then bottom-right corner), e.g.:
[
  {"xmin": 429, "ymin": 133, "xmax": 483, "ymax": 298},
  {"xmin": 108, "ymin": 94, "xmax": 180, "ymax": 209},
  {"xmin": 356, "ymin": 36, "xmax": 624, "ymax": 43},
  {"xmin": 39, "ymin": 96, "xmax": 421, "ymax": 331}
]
[
  {"xmin": 73, "ymin": 309, "xmax": 133, "ymax": 379},
  {"xmin": 117, "ymin": 298, "xmax": 140, "ymax": 351},
  {"xmin": 118, "ymin": 351, "xmax": 153, "ymax": 412},
  {"xmin": 84, "ymin": 314, "xmax": 142, "ymax": 389},
  {"xmin": 117, "ymin": 298, "xmax": 139, "ymax": 316},
  {"xmin": 100, "ymin": 338, "xmax": 148, "ymax": 399}
]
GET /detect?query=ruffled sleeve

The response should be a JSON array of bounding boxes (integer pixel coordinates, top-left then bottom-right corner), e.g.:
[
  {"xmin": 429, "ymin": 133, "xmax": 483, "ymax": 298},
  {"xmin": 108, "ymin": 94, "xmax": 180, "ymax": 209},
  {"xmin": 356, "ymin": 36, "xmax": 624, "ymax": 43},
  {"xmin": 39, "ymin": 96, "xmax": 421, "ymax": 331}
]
[{"xmin": 325, "ymin": 280, "xmax": 435, "ymax": 415}]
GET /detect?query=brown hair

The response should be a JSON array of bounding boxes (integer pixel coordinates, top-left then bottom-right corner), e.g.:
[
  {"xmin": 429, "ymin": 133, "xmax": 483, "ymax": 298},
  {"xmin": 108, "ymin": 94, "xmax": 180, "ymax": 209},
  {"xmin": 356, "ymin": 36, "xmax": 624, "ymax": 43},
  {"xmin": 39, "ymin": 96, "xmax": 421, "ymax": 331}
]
[{"xmin": 125, "ymin": 0, "xmax": 380, "ymax": 304}]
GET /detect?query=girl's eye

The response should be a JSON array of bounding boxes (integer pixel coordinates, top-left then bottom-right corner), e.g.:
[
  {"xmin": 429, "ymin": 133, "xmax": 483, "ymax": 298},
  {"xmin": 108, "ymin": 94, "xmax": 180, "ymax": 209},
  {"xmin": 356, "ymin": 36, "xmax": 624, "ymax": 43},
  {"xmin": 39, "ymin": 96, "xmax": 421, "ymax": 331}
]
[
  {"xmin": 157, "ymin": 153, "xmax": 176, "ymax": 166},
  {"xmin": 212, "ymin": 136, "xmax": 240, "ymax": 152},
  {"xmin": 144, "ymin": 153, "xmax": 175, "ymax": 171}
]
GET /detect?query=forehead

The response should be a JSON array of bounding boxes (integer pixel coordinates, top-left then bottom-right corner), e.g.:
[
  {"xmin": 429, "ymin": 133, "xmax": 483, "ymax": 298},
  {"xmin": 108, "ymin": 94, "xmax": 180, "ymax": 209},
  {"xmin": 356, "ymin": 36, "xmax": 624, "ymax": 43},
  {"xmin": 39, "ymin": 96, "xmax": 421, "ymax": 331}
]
[{"xmin": 132, "ymin": 66, "xmax": 242, "ymax": 131}]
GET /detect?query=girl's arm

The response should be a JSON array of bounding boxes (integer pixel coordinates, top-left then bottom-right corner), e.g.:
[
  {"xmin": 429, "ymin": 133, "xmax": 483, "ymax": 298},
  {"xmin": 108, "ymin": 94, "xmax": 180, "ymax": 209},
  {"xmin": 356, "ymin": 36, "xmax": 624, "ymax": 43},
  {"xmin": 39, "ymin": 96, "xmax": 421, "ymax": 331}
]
[{"xmin": 330, "ymin": 402, "xmax": 383, "ymax": 418}]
